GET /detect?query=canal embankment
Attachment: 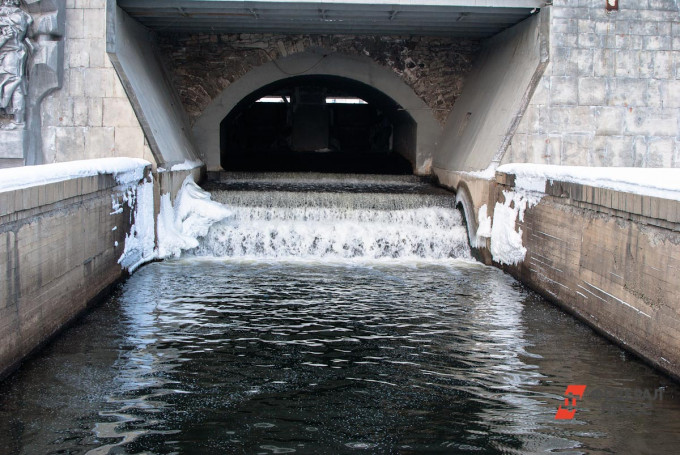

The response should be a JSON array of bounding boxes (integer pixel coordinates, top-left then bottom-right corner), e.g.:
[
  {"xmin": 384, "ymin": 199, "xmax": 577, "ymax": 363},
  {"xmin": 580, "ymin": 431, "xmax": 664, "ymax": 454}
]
[
  {"xmin": 447, "ymin": 166, "xmax": 680, "ymax": 380},
  {"xmin": 0, "ymin": 158, "xmax": 203, "ymax": 380}
]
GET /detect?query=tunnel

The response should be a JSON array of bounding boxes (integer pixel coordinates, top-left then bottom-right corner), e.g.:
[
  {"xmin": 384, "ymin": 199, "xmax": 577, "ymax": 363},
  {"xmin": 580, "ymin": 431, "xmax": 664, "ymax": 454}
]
[{"xmin": 219, "ymin": 75, "xmax": 416, "ymax": 174}]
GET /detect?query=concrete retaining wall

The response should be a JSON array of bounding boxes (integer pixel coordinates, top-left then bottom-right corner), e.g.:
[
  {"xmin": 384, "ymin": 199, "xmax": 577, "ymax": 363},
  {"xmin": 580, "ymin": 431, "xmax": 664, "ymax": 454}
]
[
  {"xmin": 0, "ymin": 163, "xmax": 203, "ymax": 380},
  {"xmin": 434, "ymin": 11, "xmax": 549, "ymax": 174},
  {"xmin": 488, "ymin": 172, "xmax": 680, "ymax": 379},
  {"xmin": 0, "ymin": 169, "xmax": 148, "ymax": 379},
  {"xmin": 107, "ymin": 5, "xmax": 199, "ymax": 168}
]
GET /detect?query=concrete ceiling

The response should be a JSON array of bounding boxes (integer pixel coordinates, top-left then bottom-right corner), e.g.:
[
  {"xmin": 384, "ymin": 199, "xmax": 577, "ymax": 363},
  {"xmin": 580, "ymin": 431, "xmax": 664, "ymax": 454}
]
[{"xmin": 117, "ymin": 0, "xmax": 545, "ymax": 38}]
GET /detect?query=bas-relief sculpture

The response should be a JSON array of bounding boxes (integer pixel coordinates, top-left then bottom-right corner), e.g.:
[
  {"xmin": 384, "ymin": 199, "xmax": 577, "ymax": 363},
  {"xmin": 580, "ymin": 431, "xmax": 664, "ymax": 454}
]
[
  {"xmin": 0, "ymin": 0, "xmax": 64, "ymax": 166},
  {"xmin": 0, "ymin": 0, "xmax": 32, "ymax": 125}
]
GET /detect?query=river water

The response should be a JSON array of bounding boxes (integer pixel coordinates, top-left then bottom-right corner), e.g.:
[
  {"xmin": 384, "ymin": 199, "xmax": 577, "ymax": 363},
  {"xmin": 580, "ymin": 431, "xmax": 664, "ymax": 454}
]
[{"xmin": 1, "ymin": 174, "xmax": 679, "ymax": 454}]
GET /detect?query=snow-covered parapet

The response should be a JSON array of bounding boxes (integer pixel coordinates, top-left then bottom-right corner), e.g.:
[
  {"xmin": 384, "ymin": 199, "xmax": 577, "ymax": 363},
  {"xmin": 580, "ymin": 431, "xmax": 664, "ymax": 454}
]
[
  {"xmin": 0, "ymin": 157, "xmax": 155, "ymax": 272},
  {"xmin": 497, "ymin": 164, "xmax": 680, "ymax": 202},
  {"xmin": 483, "ymin": 163, "xmax": 680, "ymax": 266},
  {"xmin": 0, "ymin": 158, "xmax": 150, "ymax": 192}
]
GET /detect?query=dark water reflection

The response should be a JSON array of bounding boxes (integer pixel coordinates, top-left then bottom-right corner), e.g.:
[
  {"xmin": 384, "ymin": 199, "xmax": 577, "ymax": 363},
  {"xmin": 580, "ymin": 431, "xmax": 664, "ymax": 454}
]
[{"xmin": 1, "ymin": 259, "xmax": 679, "ymax": 454}]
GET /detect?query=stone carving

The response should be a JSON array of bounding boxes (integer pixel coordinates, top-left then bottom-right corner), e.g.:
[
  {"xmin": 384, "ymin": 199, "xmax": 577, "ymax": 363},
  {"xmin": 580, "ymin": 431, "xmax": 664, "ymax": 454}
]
[
  {"xmin": 0, "ymin": 0, "xmax": 33, "ymax": 125},
  {"xmin": 0, "ymin": 0, "xmax": 64, "ymax": 166}
]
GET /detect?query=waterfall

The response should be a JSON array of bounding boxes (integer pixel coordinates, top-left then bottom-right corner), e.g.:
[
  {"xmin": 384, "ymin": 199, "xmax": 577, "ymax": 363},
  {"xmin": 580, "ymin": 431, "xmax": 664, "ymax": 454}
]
[{"xmin": 188, "ymin": 173, "xmax": 471, "ymax": 261}]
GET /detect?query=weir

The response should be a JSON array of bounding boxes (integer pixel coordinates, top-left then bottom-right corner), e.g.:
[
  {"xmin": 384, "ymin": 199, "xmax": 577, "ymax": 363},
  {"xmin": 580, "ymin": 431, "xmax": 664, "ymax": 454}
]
[{"xmin": 198, "ymin": 173, "xmax": 471, "ymax": 260}]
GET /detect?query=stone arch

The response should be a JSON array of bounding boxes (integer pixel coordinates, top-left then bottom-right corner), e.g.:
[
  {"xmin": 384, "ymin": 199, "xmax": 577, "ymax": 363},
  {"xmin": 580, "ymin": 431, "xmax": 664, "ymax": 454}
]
[{"xmin": 191, "ymin": 50, "xmax": 442, "ymax": 174}]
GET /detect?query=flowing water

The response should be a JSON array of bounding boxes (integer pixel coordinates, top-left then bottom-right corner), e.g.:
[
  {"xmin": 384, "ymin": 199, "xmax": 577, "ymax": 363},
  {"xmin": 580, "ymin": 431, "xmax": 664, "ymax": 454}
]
[{"xmin": 1, "ymin": 174, "xmax": 680, "ymax": 454}]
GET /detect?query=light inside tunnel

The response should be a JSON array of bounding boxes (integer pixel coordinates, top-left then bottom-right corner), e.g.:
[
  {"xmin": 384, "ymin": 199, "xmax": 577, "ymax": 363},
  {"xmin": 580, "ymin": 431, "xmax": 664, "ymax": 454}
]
[
  {"xmin": 325, "ymin": 97, "xmax": 367, "ymax": 104},
  {"xmin": 256, "ymin": 96, "xmax": 367, "ymax": 104},
  {"xmin": 220, "ymin": 75, "xmax": 416, "ymax": 174},
  {"xmin": 256, "ymin": 96, "xmax": 290, "ymax": 103}
]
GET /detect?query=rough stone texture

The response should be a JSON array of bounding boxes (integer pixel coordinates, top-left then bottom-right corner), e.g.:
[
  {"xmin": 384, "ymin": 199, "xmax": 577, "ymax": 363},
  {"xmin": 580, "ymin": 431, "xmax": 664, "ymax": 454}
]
[
  {"xmin": 158, "ymin": 33, "xmax": 480, "ymax": 124},
  {"xmin": 0, "ymin": 171, "xmax": 141, "ymax": 379},
  {"xmin": 503, "ymin": 0, "xmax": 680, "ymax": 168},
  {"xmin": 39, "ymin": 0, "xmax": 154, "ymax": 166}
]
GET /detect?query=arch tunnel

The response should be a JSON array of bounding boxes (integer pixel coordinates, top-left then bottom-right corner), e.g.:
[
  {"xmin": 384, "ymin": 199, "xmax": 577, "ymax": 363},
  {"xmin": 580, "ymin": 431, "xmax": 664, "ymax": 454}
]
[{"xmin": 220, "ymin": 75, "xmax": 416, "ymax": 174}]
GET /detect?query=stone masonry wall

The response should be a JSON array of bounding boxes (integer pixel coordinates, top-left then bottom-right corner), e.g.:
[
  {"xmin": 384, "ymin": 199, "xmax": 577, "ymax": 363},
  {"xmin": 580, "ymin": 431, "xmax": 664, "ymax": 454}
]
[
  {"xmin": 503, "ymin": 0, "xmax": 680, "ymax": 168},
  {"xmin": 158, "ymin": 34, "xmax": 480, "ymax": 124},
  {"xmin": 40, "ymin": 0, "xmax": 154, "ymax": 165}
]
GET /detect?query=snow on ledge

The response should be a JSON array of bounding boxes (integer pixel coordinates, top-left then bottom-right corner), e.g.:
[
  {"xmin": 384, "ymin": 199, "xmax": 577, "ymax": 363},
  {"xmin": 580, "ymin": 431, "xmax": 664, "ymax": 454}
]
[
  {"xmin": 0, "ymin": 158, "xmax": 151, "ymax": 192},
  {"xmin": 497, "ymin": 164, "xmax": 680, "ymax": 202},
  {"xmin": 158, "ymin": 159, "xmax": 204, "ymax": 173}
]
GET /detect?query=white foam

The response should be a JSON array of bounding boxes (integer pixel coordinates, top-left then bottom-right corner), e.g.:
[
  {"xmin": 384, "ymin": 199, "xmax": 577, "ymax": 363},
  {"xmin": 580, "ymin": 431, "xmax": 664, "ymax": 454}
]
[{"xmin": 193, "ymin": 205, "xmax": 470, "ymax": 261}]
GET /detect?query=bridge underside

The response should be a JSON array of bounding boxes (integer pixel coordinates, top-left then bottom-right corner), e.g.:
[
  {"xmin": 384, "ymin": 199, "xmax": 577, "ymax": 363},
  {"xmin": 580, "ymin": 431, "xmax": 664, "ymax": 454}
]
[{"xmin": 118, "ymin": 0, "xmax": 543, "ymax": 37}]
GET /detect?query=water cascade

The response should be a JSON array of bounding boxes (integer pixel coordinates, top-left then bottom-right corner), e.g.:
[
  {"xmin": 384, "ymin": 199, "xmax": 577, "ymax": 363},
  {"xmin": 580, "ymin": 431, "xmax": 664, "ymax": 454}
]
[{"xmin": 191, "ymin": 173, "xmax": 471, "ymax": 261}]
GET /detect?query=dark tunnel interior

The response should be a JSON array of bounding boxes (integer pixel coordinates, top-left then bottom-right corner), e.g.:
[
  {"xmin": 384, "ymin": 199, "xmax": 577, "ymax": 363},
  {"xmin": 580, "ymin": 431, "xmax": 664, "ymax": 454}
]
[{"xmin": 220, "ymin": 75, "xmax": 417, "ymax": 174}]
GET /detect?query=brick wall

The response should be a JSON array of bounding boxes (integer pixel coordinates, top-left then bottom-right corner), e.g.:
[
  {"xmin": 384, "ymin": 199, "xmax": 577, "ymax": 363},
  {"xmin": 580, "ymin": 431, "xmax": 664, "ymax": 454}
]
[
  {"xmin": 41, "ymin": 0, "xmax": 154, "ymax": 165},
  {"xmin": 503, "ymin": 0, "xmax": 680, "ymax": 167},
  {"xmin": 158, "ymin": 33, "xmax": 480, "ymax": 124}
]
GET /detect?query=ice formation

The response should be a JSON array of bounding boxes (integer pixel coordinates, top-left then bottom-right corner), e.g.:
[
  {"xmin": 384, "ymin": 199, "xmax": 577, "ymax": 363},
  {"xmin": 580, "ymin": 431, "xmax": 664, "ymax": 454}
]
[
  {"xmin": 117, "ymin": 175, "xmax": 157, "ymax": 272},
  {"xmin": 475, "ymin": 204, "xmax": 492, "ymax": 245},
  {"xmin": 157, "ymin": 176, "xmax": 233, "ymax": 259},
  {"xmin": 489, "ymin": 191, "xmax": 543, "ymax": 266}
]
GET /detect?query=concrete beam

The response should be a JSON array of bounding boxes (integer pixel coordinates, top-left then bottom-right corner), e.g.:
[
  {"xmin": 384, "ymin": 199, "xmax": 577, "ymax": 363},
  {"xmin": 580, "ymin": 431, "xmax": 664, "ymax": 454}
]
[
  {"xmin": 433, "ymin": 8, "xmax": 550, "ymax": 174},
  {"xmin": 106, "ymin": 3, "xmax": 199, "ymax": 167},
  {"xmin": 118, "ymin": 0, "xmax": 541, "ymax": 37},
  {"xmin": 118, "ymin": 0, "xmax": 544, "ymax": 9}
]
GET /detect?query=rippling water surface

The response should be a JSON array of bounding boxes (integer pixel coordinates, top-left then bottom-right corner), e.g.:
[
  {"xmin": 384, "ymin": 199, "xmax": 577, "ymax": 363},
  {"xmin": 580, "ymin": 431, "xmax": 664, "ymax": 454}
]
[{"xmin": 1, "ymin": 259, "xmax": 680, "ymax": 454}]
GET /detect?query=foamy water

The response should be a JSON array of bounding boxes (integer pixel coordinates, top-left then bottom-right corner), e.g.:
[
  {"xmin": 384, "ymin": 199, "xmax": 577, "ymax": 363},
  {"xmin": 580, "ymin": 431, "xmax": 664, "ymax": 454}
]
[{"xmin": 190, "ymin": 175, "xmax": 471, "ymax": 261}]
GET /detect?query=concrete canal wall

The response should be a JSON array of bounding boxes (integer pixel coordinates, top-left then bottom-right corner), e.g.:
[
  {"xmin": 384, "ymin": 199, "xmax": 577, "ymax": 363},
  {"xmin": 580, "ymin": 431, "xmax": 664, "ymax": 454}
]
[
  {"xmin": 0, "ymin": 163, "xmax": 203, "ymax": 380},
  {"xmin": 452, "ymin": 170, "xmax": 680, "ymax": 380}
]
